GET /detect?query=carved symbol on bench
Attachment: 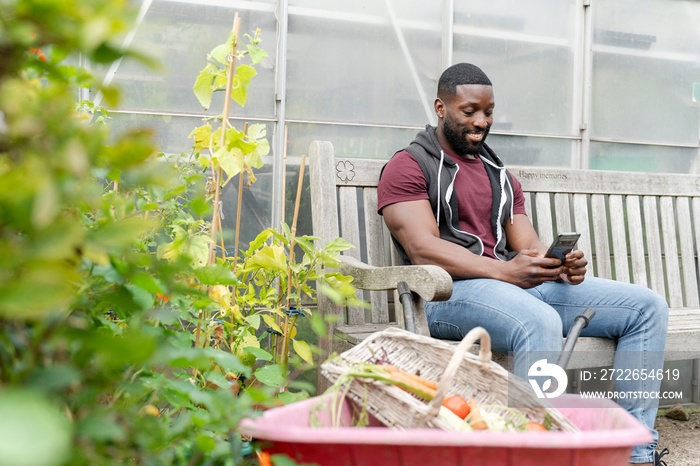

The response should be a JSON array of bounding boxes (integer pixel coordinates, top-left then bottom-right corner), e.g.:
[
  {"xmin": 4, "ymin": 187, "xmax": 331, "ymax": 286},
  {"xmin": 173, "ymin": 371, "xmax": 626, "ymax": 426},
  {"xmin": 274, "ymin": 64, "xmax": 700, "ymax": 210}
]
[
  {"xmin": 336, "ymin": 160, "xmax": 355, "ymax": 183},
  {"xmin": 696, "ymin": 178, "xmax": 700, "ymax": 193}
]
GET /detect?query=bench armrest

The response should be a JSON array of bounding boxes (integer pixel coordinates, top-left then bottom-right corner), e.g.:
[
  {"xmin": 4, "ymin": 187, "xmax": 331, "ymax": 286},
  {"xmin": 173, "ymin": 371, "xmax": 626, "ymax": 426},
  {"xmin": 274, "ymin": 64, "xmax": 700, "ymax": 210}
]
[{"xmin": 339, "ymin": 255, "xmax": 453, "ymax": 302}]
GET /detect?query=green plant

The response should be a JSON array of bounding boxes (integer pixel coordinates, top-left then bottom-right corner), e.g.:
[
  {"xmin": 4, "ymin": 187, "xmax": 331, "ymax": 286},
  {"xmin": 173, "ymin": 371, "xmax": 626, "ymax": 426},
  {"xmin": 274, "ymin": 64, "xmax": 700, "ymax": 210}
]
[
  {"xmin": 172, "ymin": 16, "xmax": 363, "ymax": 380},
  {"xmin": 0, "ymin": 2, "xmax": 361, "ymax": 465}
]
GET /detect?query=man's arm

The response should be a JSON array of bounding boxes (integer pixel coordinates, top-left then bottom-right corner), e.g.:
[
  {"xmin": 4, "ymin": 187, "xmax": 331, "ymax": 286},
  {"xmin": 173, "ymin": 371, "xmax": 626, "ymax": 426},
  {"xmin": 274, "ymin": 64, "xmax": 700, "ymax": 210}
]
[{"xmin": 382, "ymin": 200, "xmax": 565, "ymax": 288}]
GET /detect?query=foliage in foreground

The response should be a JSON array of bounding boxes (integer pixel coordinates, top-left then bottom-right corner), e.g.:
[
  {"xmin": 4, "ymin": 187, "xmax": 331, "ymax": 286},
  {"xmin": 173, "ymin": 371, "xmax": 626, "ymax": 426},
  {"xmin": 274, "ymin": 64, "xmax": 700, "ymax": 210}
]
[{"xmin": 0, "ymin": 1, "xmax": 357, "ymax": 465}]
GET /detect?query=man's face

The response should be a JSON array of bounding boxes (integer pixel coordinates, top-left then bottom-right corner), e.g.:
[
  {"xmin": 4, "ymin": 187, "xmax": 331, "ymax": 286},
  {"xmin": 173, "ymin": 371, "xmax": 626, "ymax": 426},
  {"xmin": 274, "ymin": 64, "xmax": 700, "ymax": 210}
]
[{"xmin": 438, "ymin": 84, "xmax": 494, "ymax": 156}]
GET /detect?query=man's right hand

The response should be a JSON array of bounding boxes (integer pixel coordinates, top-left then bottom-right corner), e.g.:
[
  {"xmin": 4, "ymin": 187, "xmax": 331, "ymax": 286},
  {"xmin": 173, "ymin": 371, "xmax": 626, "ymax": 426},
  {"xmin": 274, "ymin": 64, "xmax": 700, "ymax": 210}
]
[{"xmin": 500, "ymin": 249, "xmax": 564, "ymax": 289}]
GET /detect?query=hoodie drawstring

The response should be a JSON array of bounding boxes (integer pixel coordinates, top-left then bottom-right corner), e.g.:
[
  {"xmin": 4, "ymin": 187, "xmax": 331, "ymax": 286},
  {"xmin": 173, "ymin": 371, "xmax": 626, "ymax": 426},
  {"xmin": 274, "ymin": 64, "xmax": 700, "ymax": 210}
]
[
  {"xmin": 506, "ymin": 173, "xmax": 515, "ymax": 224},
  {"xmin": 436, "ymin": 149, "xmax": 445, "ymax": 227}
]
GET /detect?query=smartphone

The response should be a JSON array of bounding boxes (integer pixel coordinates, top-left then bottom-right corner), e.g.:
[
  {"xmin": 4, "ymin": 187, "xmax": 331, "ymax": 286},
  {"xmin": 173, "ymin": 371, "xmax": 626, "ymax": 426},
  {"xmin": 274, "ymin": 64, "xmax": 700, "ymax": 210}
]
[{"xmin": 545, "ymin": 232, "xmax": 580, "ymax": 263}]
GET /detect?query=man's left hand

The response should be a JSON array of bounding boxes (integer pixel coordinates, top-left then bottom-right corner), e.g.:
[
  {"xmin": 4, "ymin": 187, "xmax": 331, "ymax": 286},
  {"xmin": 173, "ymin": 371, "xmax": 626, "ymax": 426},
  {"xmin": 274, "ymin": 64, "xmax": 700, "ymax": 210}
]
[{"xmin": 560, "ymin": 250, "xmax": 587, "ymax": 285}]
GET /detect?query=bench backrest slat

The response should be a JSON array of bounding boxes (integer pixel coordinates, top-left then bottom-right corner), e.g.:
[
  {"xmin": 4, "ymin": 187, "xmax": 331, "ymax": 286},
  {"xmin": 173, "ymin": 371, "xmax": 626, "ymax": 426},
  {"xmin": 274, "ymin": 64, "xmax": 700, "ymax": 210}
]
[
  {"xmin": 643, "ymin": 196, "xmax": 666, "ymax": 298},
  {"xmin": 591, "ymin": 194, "xmax": 613, "ymax": 279},
  {"xmin": 363, "ymin": 187, "xmax": 391, "ymax": 323},
  {"xmin": 554, "ymin": 193, "xmax": 572, "ymax": 234},
  {"xmin": 338, "ymin": 186, "xmax": 362, "ymax": 261},
  {"xmin": 626, "ymin": 196, "xmax": 648, "ymax": 288},
  {"xmin": 535, "ymin": 192, "xmax": 554, "ymax": 246},
  {"xmin": 338, "ymin": 185, "xmax": 373, "ymax": 325},
  {"xmin": 661, "ymin": 196, "xmax": 683, "ymax": 308},
  {"xmin": 311, "ymin": 143, "xmax": 700, "ymax": 329},
  {"xmin": 682, "ymin": 198, "xmax": 700, "ymax": 307},
  {"xmin": 572, "ymin": 194, "xmax": 593, "ymax": 266},
  {"xmin": 608, "ymin": 195, "xmax": 630, "ymax": 283}
]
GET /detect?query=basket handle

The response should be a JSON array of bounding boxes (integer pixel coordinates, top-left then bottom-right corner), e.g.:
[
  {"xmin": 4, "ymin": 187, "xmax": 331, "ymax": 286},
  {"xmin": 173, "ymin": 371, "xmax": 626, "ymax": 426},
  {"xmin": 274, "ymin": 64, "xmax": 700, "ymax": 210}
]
[{"xmin": 423, "ymin": 326, "xmax": 492, "ymax": 420}]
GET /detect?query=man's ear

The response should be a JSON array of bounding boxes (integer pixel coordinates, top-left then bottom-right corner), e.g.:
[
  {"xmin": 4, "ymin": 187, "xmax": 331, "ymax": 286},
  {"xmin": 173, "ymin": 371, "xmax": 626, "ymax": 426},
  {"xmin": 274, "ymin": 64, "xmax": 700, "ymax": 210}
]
[{"xmin": 434, "ymin": 98, "xmax": 445, "ymax": 119}]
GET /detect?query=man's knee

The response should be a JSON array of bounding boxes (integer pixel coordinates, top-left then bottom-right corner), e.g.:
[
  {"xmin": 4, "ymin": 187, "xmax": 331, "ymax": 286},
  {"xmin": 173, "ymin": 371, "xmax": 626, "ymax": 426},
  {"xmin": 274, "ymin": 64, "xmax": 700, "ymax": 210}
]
[
  {"xmin": 511, "ymin": 307, "xmax": 563, "ymax": 352},
  {"xmin": 639, "ymin": 288, "xmax": 669, "ymax": 331}
]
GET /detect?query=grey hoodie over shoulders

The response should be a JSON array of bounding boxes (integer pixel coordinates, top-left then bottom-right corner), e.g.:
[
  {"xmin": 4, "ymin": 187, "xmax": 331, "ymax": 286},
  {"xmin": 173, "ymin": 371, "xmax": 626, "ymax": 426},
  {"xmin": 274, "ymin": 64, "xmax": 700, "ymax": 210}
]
[{"xmin": 380, "ymin": 125, "xmax": 518, "ymax": 265}]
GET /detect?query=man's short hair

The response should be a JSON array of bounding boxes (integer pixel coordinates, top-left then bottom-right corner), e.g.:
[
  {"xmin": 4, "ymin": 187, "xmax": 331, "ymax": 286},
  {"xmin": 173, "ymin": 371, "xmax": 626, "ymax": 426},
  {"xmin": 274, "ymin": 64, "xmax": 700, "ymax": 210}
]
[{"xmin": 437, "ymin": 63, "xmax": 492, "ymax": 99}]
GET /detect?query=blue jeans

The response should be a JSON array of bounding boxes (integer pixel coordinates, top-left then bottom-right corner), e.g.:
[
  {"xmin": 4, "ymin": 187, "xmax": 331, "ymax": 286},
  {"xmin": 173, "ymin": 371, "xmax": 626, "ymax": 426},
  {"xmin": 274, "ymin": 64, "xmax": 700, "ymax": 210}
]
[{"xmin": 425, "ymin": 276, "xmax": 669, "ymax": 464}]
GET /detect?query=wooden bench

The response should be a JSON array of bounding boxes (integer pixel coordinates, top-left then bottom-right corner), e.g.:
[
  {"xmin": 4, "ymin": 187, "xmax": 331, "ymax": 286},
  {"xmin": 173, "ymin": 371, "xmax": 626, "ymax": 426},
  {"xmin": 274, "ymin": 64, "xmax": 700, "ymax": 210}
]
[{"xmin": 309, "ymin": 140, "xmax": 700, "ymax": 389}]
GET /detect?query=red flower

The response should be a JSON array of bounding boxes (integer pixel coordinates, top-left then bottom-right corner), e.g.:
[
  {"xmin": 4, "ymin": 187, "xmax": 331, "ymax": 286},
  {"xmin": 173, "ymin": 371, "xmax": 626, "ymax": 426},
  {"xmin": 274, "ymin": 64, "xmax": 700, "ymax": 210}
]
[{"xmin": 29, "ymin": 47, "xmax": 46, "ymax": 62}]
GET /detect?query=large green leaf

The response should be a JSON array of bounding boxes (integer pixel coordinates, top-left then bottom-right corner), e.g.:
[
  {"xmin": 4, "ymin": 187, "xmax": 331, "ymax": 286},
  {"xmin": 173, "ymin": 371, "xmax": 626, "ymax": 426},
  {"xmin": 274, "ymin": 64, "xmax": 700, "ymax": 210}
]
[
  {"xmin": 230, "ymin": 64, "xmax": 257, "ymax": 107},
  {"xmin": 246, "ymin": 42, "xmax": 268, "ymax": 64},
  {"xmin": 204, "ymin": 347, "xmax": 251, "ymax": 376},
  {"xmin": 157, "ymin": 225, "xmax": 212, "ymax": 268},
  {"xmin": 77, "ymin": 414, "xmax": 126, "ymax": 443},
  {"xmin": 292, "ymin": 339, "xmax": 313, "ymax": 365},
  {"xmin": 194, "ymin": 264, "xmax": 238, "ymax": 285},
  {"xmin": 248, "ymin": 138, "xmax": 269, "ymax": 169},
  {"xmin": 246, "ymin": 123, "xmax": 266, "ymax": 140},
  {"xmin": 243, "ymin": 346, "xmax": 272, "ymax": 361},
  {"xmin": 130, "ymin": 271, "xmax": 163, "ymax": 294},
  {"xmin": 189, "ymin": 124, "xmax": 213, "ymax": 152},
  {"xmin": 253, "ymin": 364, "xmax": 286, "ymax": 388},
  {"xmin": 193, "ymin": 63, "xmax": 218, "ymax": 109},
  {"xmin": 0, "ymin": 261, "xmax": 79, "ymax": 319},
  {"xmin": 323, "ymin": 237, "xmax": 355, "ymax": 254},
  {"xmin": 0, "ymin": 390, "xmax": 71, "ymax": 466},
  {"xmin": 215, "ymin": 146, "xmax": 244, "ymax": 179},
  {"xmin": 84, "ymin": 217, "xmax": 155, "ymax": 263},
  {"xmin": 210, "ymin": 29, "xmax": 236, "ymax": 64},
  {"xmin": 247, "ymin": 244, "xmax": 287, "ymax": 273},
  {"xmin": 262, "ymin": 314, "xmax": 282, "ymax": 334}
]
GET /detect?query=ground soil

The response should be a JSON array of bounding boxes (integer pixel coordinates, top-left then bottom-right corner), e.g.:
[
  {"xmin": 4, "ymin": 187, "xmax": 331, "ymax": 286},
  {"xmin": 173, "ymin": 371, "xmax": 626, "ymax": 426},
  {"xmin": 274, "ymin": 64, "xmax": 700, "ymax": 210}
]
[{"xmin": 655, "ymin": 410, "xmax": 700, "ymax": 465}]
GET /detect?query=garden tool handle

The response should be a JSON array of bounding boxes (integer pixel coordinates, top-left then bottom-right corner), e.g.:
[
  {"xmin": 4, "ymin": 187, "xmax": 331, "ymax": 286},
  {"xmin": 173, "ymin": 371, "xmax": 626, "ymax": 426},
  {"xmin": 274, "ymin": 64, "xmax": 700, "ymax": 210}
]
[{"xmin": 557, "ymin": 307, "xmax": 596, "ymax": 370}]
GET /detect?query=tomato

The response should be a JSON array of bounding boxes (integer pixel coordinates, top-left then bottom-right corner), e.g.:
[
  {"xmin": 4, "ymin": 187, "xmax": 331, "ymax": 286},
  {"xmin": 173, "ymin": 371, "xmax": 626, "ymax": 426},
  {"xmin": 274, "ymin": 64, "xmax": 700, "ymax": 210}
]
[
  {"xmin": 442, "ymin": 395, "xmax": 470, "ymax": 420},
  {"xmin": 524, "ymin": 421, "xmax": 547, "ymax": 431}
]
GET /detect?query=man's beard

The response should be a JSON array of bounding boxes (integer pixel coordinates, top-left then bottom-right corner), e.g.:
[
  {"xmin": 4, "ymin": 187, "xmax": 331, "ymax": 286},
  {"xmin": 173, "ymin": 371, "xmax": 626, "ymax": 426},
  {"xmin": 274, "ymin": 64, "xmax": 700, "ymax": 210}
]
[{"xmin": 442, "ymin": 114, "xmax": 490, "ymax": 156}]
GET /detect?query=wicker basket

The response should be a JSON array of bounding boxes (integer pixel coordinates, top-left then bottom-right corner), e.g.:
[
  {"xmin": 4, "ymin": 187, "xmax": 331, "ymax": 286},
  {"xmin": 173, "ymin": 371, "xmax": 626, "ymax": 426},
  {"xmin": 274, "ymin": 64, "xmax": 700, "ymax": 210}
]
[{"xmin": 320, "ymin": 326, "xmax": 579, "ymax": 433}]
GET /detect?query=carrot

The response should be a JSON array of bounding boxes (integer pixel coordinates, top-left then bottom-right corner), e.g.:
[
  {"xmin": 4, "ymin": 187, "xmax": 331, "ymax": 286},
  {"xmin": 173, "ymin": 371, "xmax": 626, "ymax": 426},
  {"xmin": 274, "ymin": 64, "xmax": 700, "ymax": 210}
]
[
  {"xmin": 467, "ymin": 398, "xmax": 488, "ymax": 430},
  {"xmin": 256, "ymin": 451, "xmax": 272, "ymax": 466},
  {"xmin": 386, "ymin": 369, "xmax": 437, "ymax": 399},
  {"xmin": 385, "ymin": 365, "xmax": 438, "ymax": 390}
]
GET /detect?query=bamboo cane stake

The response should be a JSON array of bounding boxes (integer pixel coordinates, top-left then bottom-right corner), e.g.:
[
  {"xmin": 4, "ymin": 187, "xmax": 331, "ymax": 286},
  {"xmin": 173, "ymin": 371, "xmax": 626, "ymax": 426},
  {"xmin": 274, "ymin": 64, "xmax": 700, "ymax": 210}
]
[
  {"xmin": 195, "ymin": 13, "xmax": 241, "ymax": 349},
  {"xmin": 207, "ymin": 12, "xmax": 241, "ymax": 266},
  {"xmin": 280, "ymin": 154, "xmax": 306, "ymax": 368},
  {"xmin": 229, "ymin": 122, "xmax": 248, "ymax": 348},
  {"xmin": 217, "ymin": 213, "xmax": 226, "ymax": 260}
]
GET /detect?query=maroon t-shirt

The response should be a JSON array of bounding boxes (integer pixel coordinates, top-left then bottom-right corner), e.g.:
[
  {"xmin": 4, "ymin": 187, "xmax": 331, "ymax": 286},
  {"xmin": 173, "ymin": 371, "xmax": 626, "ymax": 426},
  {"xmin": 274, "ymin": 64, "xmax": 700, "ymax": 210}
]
[{"xmin": 377, "ymin": 148, "xmax": 526, "ymax": 259}]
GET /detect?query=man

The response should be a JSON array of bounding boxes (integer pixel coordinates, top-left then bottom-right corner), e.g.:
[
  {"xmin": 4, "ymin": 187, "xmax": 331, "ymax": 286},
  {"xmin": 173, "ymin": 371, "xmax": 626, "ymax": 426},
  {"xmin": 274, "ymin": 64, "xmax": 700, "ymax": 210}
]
[{"xmin": 378, "ymin": 63, "xmax": 669, "ymax": 465}]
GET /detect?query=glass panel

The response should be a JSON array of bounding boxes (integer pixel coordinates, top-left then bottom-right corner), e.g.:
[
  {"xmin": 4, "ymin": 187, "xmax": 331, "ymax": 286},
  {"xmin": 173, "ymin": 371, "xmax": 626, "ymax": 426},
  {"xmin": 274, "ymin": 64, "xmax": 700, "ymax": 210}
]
[
  {"xmin": 453, "ymin": 0, "xmax": 579, "ymax": 136},
  {"xmin": 288, "ymin": 122, "xmax": 422, "ymax": 161},
  {"xmin": 91, "ymin": 0, "xmax": 277, "ymax": 117},
  {"xmin": 286, "ymin": 122, "xmax": 424, "ymax": 239},
  {"xmin": 108, "ymin": 112, "xmax": 274, "ymax": 247},
  {"xmin": 590, "ymin": 141, "xmax": 699, "ymax": 174},
  {"xmin": 286, "ymin": 0, "xmax": 442, "ymax": 126},
  {"xmin": 487, "ymin": 134, "xmax": 576, "ymax": 168},
  {"xmin": 108, "ymin": 112, "xmax": 274, "ymax": 156},
  {"xmin": 592, "ymin": 0, "xmax": 700, "ymax": 146}
]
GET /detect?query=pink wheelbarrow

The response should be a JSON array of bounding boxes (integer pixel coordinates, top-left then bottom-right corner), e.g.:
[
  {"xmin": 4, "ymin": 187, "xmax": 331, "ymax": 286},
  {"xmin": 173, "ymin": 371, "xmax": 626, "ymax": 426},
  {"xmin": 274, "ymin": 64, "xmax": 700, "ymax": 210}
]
[
  {"xmin": 239, "ymin": 392, "xmax": 651, "ymax": 466},
  {"xmin": 240, "ymin": 323, "xmax": 651, "ymax": 465}
]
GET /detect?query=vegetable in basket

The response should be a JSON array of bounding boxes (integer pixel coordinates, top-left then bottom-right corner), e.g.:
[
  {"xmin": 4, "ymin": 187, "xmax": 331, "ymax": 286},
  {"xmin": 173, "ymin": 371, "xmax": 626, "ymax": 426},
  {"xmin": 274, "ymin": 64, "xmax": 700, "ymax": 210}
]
[{"xmin": 321, "ymin": 360, "xmax": 551, "ymax": 433}]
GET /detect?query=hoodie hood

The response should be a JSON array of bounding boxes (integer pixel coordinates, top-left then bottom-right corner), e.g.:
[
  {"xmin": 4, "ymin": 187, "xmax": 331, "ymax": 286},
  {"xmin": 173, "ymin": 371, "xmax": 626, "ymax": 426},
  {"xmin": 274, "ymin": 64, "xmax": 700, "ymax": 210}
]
[{"xmin": 382, "ymin": 125, "xmax": 518, "ymax": 266}]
